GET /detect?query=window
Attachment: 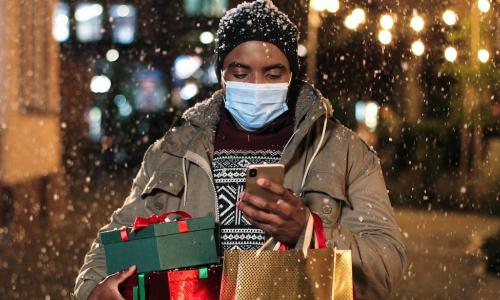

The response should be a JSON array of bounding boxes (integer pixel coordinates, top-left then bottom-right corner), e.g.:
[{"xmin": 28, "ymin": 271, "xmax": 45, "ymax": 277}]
[
  {"xmin": 132, "ymin": 69, "xmax": 167, "ymax": 112},
  {"xmin": 109, "ymin": 4, "xmax": 137, "ymax": 44},
  {"xmin": 75, "ymin": 3, "xmax": 104, "ymax": 42},
  {"xmin": 184, "ymin": 0, "xmax": 228, "ymax": 17},
  {"xmin": 52, "ymin": 2, "xmax": 70, "ymax": 42}
]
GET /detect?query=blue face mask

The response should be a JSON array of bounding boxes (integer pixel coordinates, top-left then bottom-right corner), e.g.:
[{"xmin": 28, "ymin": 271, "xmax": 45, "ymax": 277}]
[{"xmin": 222, "ymin": 74, "xmax": 292, "ymax": 132}]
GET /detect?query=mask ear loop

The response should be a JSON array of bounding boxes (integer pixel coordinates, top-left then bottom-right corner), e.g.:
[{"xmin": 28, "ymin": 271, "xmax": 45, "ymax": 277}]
[
  {"xmin": 285, "ymin": 72, "xmax": 293, "ymax": 105},
  {"xmin": 220, "ymin": 70, "xmax": 226, "ymax": 84},
  {"xmin": 221, "ymin": 70, "xmax": 227, "ymax": 102}
]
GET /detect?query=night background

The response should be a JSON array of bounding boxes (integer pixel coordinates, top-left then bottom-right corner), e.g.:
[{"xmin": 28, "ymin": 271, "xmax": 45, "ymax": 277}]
[{"xmin": 0, "ymin": 0, "xmax": 498, "ymax": 299}]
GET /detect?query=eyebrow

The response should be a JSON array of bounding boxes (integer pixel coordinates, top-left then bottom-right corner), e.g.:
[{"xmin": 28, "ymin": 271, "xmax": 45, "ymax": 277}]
[
  {"xmin": 262, "ymin": 64, "xmax": 286, "ymax": 72},
  {"xmin": 227, "ymin": 62, "xmax": 251, "ymax": 70},
  {"xmin": 227, "ymin": 62, "xmax": 287, "ymax": 72}
]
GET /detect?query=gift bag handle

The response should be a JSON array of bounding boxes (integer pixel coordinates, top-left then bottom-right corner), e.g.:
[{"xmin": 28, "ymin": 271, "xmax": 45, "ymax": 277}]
[
  {"xmin": 301, "ymin": 211, "xmax": 327, "ymax": 255},
  {"xmin": 257, "ymin": 209, "xmax": 324, "ymax": 257},
  {"xmin": 256, "ymin": 211, "xmax": 314, "ymax": 254},
  {"xmin": 311, "ymin": 212, "xmax": 327, "ymax": 248}
]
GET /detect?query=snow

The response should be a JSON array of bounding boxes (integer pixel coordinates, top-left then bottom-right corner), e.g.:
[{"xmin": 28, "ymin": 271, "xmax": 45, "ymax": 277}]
[
  {"xmin": 215, "ymin": 0, "xmax": 298, "ymax": 54},
  {"xmin": 0, "ymin": 0, "xmax": 498, "ymax": 299}
]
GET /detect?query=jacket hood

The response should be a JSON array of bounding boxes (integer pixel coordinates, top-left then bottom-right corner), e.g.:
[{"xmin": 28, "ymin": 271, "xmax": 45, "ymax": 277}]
[{"xmin": 182, "ymin": 80, "xmax": 333, "ymax": 130}]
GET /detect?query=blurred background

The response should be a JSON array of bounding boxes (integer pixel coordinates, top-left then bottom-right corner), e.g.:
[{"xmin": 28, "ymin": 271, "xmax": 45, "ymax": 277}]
[{"xmin": 0, "ymin": 0, "xmax": 498, "ymax": 299}]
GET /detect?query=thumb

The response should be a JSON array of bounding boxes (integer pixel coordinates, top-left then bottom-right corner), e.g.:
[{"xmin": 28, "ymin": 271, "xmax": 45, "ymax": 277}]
[{"xmin": 115, "ymin": 265, "xmax": 136, "ymax": 284}]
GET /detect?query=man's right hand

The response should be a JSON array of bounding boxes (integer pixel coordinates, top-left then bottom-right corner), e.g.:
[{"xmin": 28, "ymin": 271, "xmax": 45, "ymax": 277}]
[{"xmin": 88, "ymin": 265, "xmax": 136, "ymax": 300}]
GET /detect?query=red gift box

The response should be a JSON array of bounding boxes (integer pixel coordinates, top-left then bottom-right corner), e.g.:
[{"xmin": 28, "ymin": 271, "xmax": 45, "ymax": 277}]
[
  {"xmin": 168, "ymin": 266, "xmax": 222, "ymax": 300},
  {"xmin": 119, "ymin": 265, "xmax": 222, "ymax": 300},
  {"xmin": 119, "ymin": 271, "xmax": 169, "ymax": 300}
]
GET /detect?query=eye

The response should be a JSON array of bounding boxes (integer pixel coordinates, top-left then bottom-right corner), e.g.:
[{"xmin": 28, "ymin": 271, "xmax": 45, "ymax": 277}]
[
  {"xmin": 266, "ymin": 74, "xmax": 282, "ymax": 80},
  {"xmin": 233, "ymin": 74, "xmax": 247, "ymax": 79}
]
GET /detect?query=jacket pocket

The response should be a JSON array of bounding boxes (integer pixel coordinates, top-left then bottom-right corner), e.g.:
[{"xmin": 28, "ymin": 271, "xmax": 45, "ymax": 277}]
[
  {"xmin": 302, "ymin": 170, "xmax": 347, "ymax": 202},
  {"xmin": 141, "ymin": 171, "xmax": 184, "ymax": 213},
  {"xmin": 301, "ymin": 170, "xmax": 348, "ymax": 227},
  {"xmin": 141, "ymin": 171, "xmax": 184, "ymax": 197}
]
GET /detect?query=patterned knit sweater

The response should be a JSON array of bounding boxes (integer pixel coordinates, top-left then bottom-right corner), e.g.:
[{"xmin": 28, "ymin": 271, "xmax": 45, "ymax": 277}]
[{"xmin": 213, "ymin": 109, "xmax": 294, "ymax": 251}]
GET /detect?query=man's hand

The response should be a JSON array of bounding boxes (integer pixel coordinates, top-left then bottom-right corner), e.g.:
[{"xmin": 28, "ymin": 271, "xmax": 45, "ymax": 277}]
[
  {"xmin": 238, "ymin": 178, "xmax": 307, "ymax": 245},
  {"xmin": 88, "ymin": 265, "xmax": 136, "ymax": 300}
]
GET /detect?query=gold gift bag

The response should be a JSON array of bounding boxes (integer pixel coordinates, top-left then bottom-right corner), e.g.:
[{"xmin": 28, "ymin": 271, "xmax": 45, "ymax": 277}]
[{"xmin": 219, "ymin": 211, "xmax": 354, "ymax": 300}]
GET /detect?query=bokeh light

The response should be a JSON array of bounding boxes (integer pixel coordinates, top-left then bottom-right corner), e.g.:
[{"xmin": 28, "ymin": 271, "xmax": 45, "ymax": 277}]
[
  {"xmin": 478, "ymin": 0, "xmax": 491, "ymax": 13},
  {"xmin": 352, "ymin": 8, "xmax": 366, "ymax": 24},
  {"xmin": 298, "ymin": 44, "xmax": 308, "ymax": 57},
  {"xmin": 410, "ymin": 15, "xmax": 425, "ymax": 32},
  {"xmin": 310, "ymin": 0, "xmax": 327, "ymax": 11},
  {"xmin": 106, "ymin": 49, "xmax": 120, "ymax": 62},
  {"xmin": 411, "ymin": 40, "xmax": 425, "ymax": 56},
  {"xmin": 326, "ymin": 0, "xmax": 340, "ymax": 13},
  {"xmin": 477, "ymin": 49, "xmax": 490, "ymax": 63},
  {"xmin": 442, "ymin": 10, "xmax": 458, "ymax": 26},
  {"xmin": 378, "ymin": 30, "xmax": 392, "ymax": 45},
  {"xmin": 200, "ymin": 31, "xmax": 214, "ymax": 44},
  {"xmin": 444, "ymin": 47, "xmax": 458, "ymax": 62},
  {"xmin": 90, "ymin": 75, "xmax": 111, "ymax": 93},
  {"xmin": 380, "ymin": 14, "xmax": 394, "ymax": 30}
]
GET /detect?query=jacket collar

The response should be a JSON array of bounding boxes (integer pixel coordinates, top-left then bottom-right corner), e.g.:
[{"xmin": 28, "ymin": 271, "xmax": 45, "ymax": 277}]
[
  {"xmin": 160, "ymin": 80, "xmax": 333, "ymax": 157},
  {"xmin": 182, "ymin": 89, "xmax": 225, "ymax": 129},
  {"xmin": 182, "ymin": 80, "xmax": 332, "ymax": 129}
]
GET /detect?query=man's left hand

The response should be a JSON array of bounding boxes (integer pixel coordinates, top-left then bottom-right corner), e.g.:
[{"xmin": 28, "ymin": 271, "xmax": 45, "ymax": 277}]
[{"xmin": 237, "ymin": 178, "xmax": 307, "ymax": 245}]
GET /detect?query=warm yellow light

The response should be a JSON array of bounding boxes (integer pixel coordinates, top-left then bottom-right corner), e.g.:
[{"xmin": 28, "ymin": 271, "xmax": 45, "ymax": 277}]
[
  {"xmin": 380, "ymin": 14, "xmax": 394, "ymax": 30},
  {"xmin": 411, "ymin": 40, "xmax": 425, "ymax": 56},
  {"xmin": 344, "ymin": 14, "xmax": 359, "ymax": 30},
  {"xmin": 326, "ymin": 0, "xmax": 340, "ymax": 13},
  {"xmin": 344, "ymin": 8, "xmax": 365, "ymax": 30},
  {"xmin": 378, "ymin": 30, "xmax": 392, "ymax": 45},
  {"xmin": 297, "ymin": 44, "xmax": 308, "ymax": 57},
  {"xmin": 442, "ymin": 10, "xmax": 458, "ymax": 26},
  {"xmin": 477, "ymin": 49, "xmax": 490, "ymax": 63},
  {"xmin": 310, "ymin": 0, "xmax": 328, "ymax": 11},
  {"xmin": 444, "ymin": 47, "xmax": 457, "ymax": 62},
  {"xmin": 478, "ymin": 0, "xmax": 491, "ymax": 13},
  {"xmin": 352, "ymin": 8, "xmax": 366, "ymax": 24},
  {"xmin": 410, "ymin": 15, "xmax": 425, "ymax": 32}
]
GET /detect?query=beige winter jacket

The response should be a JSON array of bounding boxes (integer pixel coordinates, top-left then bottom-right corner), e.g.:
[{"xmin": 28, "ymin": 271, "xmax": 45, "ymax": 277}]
[{"xmin": 73, "ymin": 81, "xmax": 406, "ymax": 300}]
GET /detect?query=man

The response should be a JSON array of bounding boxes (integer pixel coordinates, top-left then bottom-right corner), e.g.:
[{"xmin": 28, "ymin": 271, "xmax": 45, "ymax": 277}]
[{"xmin": 74, "ymin": 1, "xmax": 406, "ymax": 299}]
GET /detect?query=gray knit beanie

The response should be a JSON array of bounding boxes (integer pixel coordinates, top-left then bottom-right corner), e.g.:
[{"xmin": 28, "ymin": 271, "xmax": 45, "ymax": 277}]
[{"xmin": 214, "ymin": 0, "xmax": 300, "ymax": 82}]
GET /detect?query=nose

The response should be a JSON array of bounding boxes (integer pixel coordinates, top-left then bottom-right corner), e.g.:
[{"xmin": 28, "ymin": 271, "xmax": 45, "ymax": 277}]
[{"xmin": 250, "ymin": 73, "xmax": 266, "ymax": 84}]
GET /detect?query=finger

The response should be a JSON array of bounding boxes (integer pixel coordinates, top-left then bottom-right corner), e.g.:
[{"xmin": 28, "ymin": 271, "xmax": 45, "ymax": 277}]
[
  {"xmin": 256, "ymin": 179, "xmax": 300, "ymax": 204},
  {"xmin": 256, "ymin": 178, "xmax": 286, "ymax": 196},
  {"xmin": 237, "ymin": 199, "xmax": 282, "ymax": 226},
  {"xmin": 240, "ymin": 190, "xmax": 278, "ymax": 212},
  {"xmin": 115, "ymin": 265, "xmax": 136, "ymax": 284},
  {"xmin": 241, "ymin": 191, "xmax": 294, "ymax": 220},
  {"xmin": 249, "ymin": 218, "xmax": 276, "ymax": 236}
]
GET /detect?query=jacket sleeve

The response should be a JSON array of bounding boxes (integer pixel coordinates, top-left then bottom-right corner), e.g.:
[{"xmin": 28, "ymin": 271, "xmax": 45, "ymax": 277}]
[
  {"xmin": 329, "ymin": 137, "xmax": 407, "ymax": 300},
  {"xmin": 72, "ymin": 148, "xmax": 155, "ymax": 300}
]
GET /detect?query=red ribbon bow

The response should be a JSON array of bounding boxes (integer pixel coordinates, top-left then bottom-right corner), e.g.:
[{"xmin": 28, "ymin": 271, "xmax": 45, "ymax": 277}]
[{"xmin": 120, "ymin": 211, "xmax": 193, "ymax": 242}]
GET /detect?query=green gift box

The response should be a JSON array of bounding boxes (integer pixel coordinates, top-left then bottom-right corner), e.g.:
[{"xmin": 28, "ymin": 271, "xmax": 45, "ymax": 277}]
[{"xmin": 100, "ymin": 212, "xmax": 219, "ymax": 274}]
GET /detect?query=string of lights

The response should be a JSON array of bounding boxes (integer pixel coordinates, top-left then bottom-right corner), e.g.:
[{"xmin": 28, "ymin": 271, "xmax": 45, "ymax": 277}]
[{"xmin": 310, "ymin": 0, "xmax": 493, "ymax": 63}]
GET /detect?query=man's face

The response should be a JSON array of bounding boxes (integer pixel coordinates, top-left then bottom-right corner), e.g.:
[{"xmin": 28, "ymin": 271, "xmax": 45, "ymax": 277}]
[{"xmin": 221, "ymin": 41, "xmax": 291, "ymax": 88}]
